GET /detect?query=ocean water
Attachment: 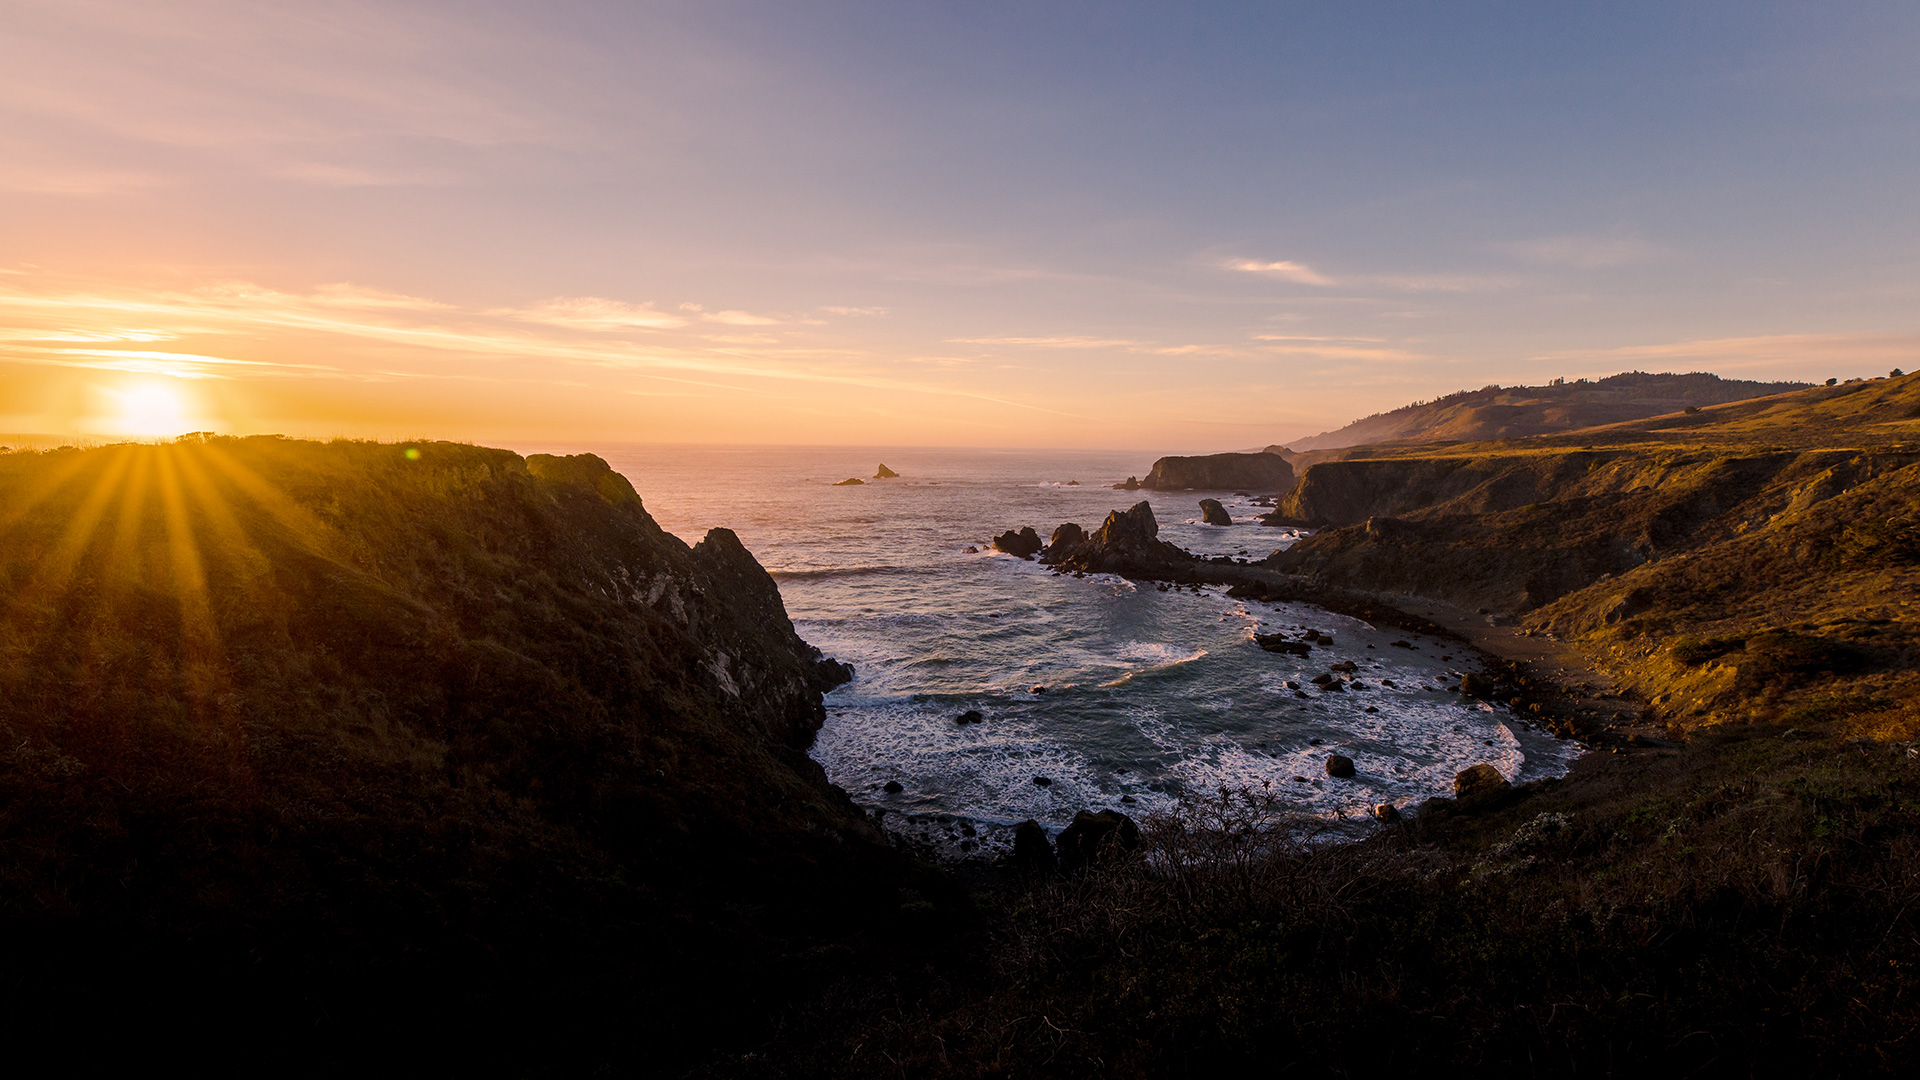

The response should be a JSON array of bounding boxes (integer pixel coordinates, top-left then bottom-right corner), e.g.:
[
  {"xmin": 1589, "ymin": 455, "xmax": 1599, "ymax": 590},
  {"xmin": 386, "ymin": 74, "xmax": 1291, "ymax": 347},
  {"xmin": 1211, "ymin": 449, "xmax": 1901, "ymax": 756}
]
[{"xmin": 527, "ymin": 445, "xmax": 1579, "ymax": 844}]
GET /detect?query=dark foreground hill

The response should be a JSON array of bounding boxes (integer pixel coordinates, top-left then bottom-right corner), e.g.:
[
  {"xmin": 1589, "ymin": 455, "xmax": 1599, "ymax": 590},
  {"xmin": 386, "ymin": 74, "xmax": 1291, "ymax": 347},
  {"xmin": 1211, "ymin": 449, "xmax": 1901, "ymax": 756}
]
[
  {"xmin": 0, "ymin": 437, "xmax": 956, "ymax": 1070},
  {"xmin": 1283, "ymin": 371, "xmax": 1811, "ymax": 453}
]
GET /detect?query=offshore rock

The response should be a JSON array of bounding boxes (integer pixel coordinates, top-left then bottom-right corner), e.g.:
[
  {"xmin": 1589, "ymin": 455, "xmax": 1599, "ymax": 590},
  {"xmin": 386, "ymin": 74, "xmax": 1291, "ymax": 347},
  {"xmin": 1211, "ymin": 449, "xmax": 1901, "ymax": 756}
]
[
  {"xmin": 1057, "ymin": 809, "xmax": 1141, "ymax": 872},
  {"xmin": 1325, "ymin": 754, "xmax": 1356, "ymax": 779},
  {"xmin": 1113, "ymin": 475, "xmax": 1142, "ymax": 490},
  {"xmin": 834, "ymin": 477, "xmax": 865, "ymax": 486},
  {"xmin": 993, "ymin": 526, "xmax": 1044, "ymax": 558},
  {"xmin": 873, "ymin": 463, "xmax": 899, "ymax": 478},
  {"xmin": 1199, "ymin": 498, "xmax": 1233, "ymax": 526},
  {"xmin": 1043, "ymin": 502, "xmax": 1194, "ymax": 580},
  {"xmin": 1141, "ymin": 452, "xmax": 1294, "ymax": 492}
]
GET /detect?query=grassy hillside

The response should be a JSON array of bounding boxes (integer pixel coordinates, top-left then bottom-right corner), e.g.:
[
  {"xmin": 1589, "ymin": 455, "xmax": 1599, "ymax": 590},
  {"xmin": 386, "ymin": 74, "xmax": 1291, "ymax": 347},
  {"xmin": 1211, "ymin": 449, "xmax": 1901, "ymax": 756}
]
[
  {"xmin": 1262, "ymin": 372, "xmax": 1920, "ymax": 740},
  {"xmin": 724, "ymin": 373, "xmax": 1920, "ymax": 1078},
  {"xmin": 0, "ymin": 437, "xmax": 951, "ymax": 1070},
  {"xmin": 1283, "ymin": 371, "xmax": 1812, "ymax": 453}
]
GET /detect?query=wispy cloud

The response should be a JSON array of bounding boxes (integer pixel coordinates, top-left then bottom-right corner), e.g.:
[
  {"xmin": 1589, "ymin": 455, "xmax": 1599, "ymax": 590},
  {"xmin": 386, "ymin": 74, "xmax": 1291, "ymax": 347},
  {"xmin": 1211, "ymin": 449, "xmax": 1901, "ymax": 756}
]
[
  {"xmin": 949, "ymin": 335, "xmax": 1139, "ymax": 348},
  {"xmin": 19, "ymin": 347, "xmax": 333, "ymax": 380},
  {"xmin": 498, "ymin": 296, "xmax": 687, "ymax": 330},
  {"xmin": 1258, "ymin": 342, "xmax": 1434, "ymax": 362},
  {"xmin": 1500, "ymin": 232, "xmax": 1670, "ymax": 269},
  {"xmin": 1227, "ymin": 259, "xmax": 1334, "ymax": 285},
  {"xmin": 1254, "ymin": 334, "xmax": 1387, "ymax": 343},
  {"xmin": 821, "ymin": 305, "xmax": 887, "ymax": 317}
]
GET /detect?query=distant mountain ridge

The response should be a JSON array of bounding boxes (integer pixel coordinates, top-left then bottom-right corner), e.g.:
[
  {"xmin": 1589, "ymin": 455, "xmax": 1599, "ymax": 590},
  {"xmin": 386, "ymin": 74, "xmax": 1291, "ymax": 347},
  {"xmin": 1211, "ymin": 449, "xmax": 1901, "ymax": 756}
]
[{"xmin": 1280, "ymin": 371, "xmax": 1812, "ymax": 452}]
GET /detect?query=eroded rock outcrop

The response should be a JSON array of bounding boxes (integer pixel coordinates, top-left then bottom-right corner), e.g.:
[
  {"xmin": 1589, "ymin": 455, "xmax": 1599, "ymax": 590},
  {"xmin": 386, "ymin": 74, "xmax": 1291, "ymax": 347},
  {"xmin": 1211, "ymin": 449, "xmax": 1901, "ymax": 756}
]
[
  {"xmin": 1199, "ymin": 498, "xmax": 1232, "ymax": 526},
  {"xmin": 1141, "ymin": 452, "xmax": 1293, "ymax": 492},
  {"xmin": 993, "ymin": 526, "xmax": 1044, "ymax": 558},
  {"xmin": 1037, "ymin": 502, "xmax": 1193, "ymax": 579}
]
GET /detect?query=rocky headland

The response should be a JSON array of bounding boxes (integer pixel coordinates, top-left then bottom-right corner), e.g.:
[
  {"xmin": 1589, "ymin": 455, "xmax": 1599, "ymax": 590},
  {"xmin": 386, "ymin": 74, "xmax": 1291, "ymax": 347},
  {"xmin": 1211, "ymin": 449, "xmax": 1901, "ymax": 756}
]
[
  {"xmin": 1138, "ymin": 450, "xmax": 1294, "ymax": 491},
  {"xmin": 0, "ymin": 438, "xmax": 941, "ymax": 1071},
  {"xmin": 809, "ymin": 372, "xmax": 1920, "ymax": 1078}
]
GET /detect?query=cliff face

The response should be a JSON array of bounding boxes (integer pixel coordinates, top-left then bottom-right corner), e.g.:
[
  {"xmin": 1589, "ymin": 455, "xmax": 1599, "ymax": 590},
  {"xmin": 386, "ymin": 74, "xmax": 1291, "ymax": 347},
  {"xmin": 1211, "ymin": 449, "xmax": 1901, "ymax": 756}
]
[
  {"xmin": 1263, "ymin": 374, "xmax": 1920, "ymax": 732},
  {"xmin": 0, "ymin": 438, "xmax": 911, "ymax": 1068},
  {"xmin": 1142, "ymin": 451, "xmax": 1293, "ymax": 491}
]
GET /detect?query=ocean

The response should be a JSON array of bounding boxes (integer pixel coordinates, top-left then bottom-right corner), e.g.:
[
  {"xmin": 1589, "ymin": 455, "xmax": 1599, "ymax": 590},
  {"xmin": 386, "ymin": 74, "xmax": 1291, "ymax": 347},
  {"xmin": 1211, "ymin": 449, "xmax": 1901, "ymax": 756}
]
[{"xmin": 524, "ymin": 444, "xmax": 1580, "ymax": 851}]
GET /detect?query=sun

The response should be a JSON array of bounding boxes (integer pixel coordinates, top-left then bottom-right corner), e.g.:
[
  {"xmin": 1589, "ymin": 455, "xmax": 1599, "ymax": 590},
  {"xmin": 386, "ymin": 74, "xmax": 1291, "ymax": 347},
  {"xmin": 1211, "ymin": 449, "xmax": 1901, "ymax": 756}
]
[{"xmin": 110, "ymin": 381, "xmax": 194, "ymax": 437}]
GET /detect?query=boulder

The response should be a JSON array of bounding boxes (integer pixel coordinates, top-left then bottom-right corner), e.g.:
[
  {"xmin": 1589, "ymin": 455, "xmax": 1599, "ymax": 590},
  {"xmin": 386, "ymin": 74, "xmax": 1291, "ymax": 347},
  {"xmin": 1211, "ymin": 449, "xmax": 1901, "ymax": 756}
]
[
  {"xmin": 1254, "ymin": 634, "xmax": 1310, "ymax": 656},
  {"xmin": 955, "ymin": 710, "xmax": 982, "ymax": 725},
  {"xmin": 1325, "ymin": 754, "xmax": 1356, "ymax": 779},
  {"xmin": 1141, "ymin": 453, "xmax": 1295, "ymax": 492},
  {"xmin": 1056, "ymin": 809, "xmax": 1141, "ymax": 871},
  {"xmin": 1198, "ymin": 499, "xmax": 1233, "ymax": 526},
  {"xmin": 1454, "ymin": 763, "xmax": 1510, "ymax": 799},
  {"xmin": 992, "ymin": 526, "xmax": 1044, "ymax": 558},
  {"xmin": 1012, "ymin": 819, "xmax": 1056, "ymax": 875},
  {"xmin": 874, "ymin": 463, "xmax": 900, "ymax": 478},
  {"xmin": 1461, "ymin": 673, "xmax": 1496, "ymax": 698},
  {"xmin": 883, "ymin": 780, "xmax": 904, "ymax": 794},
  {"xmin": 1373, "ymin": 803, "xmax": 1402, "ymax": 823}
]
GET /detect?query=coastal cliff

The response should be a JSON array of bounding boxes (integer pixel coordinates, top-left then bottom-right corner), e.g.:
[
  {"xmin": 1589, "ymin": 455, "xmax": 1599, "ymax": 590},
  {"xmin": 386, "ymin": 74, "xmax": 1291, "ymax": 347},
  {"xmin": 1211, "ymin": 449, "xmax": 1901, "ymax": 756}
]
[
  {"xmin": 1141, "ymin": 451, "xmax": 1294, "ymax": 491},
  {"xmin": 1264, "ymin": 374, "xmax": 1920, "ymax": 733},
  {"xmin": 0, "ymin": 438, "xmax": 922, "ymax": 1069}
]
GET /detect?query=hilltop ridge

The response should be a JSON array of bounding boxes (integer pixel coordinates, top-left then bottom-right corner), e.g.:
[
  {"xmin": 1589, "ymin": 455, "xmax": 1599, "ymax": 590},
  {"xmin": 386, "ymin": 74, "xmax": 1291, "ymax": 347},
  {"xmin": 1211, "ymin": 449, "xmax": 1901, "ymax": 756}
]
[{"xmin": 1282, "ymin": 371, "xmax": 1812, "ymax": 453}]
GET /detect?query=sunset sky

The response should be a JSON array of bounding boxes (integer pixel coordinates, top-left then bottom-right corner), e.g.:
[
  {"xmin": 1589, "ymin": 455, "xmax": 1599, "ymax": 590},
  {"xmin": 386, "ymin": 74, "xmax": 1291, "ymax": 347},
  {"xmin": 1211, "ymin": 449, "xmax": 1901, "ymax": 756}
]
[{"xmin": 3, "ymin": 1, "xmax": 1918, "ymax": 449}]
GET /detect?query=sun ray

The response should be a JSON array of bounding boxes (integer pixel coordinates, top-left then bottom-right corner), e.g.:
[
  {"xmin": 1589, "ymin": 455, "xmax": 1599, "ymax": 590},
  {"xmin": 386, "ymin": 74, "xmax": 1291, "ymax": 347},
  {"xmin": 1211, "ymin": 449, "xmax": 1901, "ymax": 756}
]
[
  {"xmin": 103, "ymin": 448, "xmax": 156, "ymax": 589},
  {"xmin": 0, "ymin": 449, "xmax": 101, "ymax": 540},
  {"xmin": 21, "ymin": 446, "xmax": 136, "ymax": 596},
  {"xmin": 196, "ymin": 442, "xmax": 346, "ymax": 561}
]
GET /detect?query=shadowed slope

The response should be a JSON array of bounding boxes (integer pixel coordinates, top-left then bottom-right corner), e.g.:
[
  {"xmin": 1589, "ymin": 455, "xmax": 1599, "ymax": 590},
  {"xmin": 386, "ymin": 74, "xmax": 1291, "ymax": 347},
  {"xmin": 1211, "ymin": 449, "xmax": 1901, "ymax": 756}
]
[{"xmin": 0, "ymin": 437, "xmax": 931, "ymax": 1070}]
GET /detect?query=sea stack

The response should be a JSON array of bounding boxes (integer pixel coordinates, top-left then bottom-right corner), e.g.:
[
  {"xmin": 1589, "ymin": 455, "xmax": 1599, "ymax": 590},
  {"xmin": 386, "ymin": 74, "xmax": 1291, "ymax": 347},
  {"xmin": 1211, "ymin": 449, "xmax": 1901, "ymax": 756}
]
[
  {"xmin": 874, "ymin": 463, "xmax": 899, "ymax": 478},
  {"xmin": 1198, "ymin": 498, "xmax": 1232, "ymax": 526}
]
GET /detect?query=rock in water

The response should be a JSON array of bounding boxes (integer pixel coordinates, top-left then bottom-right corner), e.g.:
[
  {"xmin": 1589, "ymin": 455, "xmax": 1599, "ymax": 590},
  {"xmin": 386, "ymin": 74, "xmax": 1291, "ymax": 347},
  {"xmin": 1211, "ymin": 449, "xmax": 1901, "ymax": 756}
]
[
  {"xmin": 1056, "ymin": 809, "xmax": 1141, "ymax": 871},
  {"xmin": 873, "ymin": 463, "xmax": 899, "ymax": 478},
  {"xmin": 1012, "ymin": 819, "xmax": 1056, "ymax": 875},
  {"xmin": 1454, "ymin": 763, "xmax": 1511, "ymax": 799},
  {"xmin": 1141, "ymin": 452, "xmax": 1294, "ymax": 492},
  {"xmin": 1043, "ymin": 502, "xmax": 1192, "ymax": 578},
  {"xmin": 1112, "ymin": 475, "xmax": 1141, "ymax": 490},
  {"xmin": 992, "ymin": 526, "xmax": 1044, "ymax": 558},
  {"xmin": 1038, "ymin": 522, "xmax": 1087, "ymax": 564},
  {"xmin": 810, "ymin": 653, "xmax": 854, "ymax": 691},
  {"xmin": 1254, "ymin": 634, "xmax": 1310, "ymax": 656},
  {"xmin": 1325, "ymin": 754, "xmax": 1356, "ymax": 779},
  {"xmin": 1198, "ymin": 498, "xmax": 1233, "ymax": 526},
  {"xmin": 834, "ymin": 477, "xmax": 865, "ymax": 486},
  {"xmin": 1374, "ymin": 803, "xmax": 1402, "ymax": 823}
]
